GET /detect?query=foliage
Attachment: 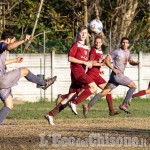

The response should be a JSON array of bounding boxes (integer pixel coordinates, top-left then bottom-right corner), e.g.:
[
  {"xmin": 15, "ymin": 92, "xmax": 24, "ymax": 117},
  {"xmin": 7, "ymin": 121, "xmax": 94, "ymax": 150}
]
[{"xmin": 1, "ymin": 0, "xmax": 150, "ymax": 54}]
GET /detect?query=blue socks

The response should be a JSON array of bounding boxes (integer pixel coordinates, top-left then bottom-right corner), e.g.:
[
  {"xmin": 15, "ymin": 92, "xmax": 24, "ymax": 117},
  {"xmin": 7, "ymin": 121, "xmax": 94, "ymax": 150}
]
[
  {"xmin": 25, "ymin": 71, "xmax": 45, "ymax": 86},
  {"xmin": 88, "ymin": 93, "xmax": 101, "ymax": 109},
  {"xmin": 123, "ymin": 87, "xmax": 136, "ymax": 105},
  {"xmin": 0, "ymin": 106, "xmax": 11, "ymax": 125}
]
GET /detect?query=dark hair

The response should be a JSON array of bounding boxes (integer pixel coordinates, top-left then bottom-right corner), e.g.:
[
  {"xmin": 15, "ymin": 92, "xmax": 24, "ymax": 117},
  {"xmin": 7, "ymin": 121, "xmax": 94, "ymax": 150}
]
[
  {"xmin": 94, "ymin": 36, "xmax": 102, "ymax": 43},
  {"xmin": 77, "ymin": 25, "xmax": 87, "ymax": 32},
  {"xmin": 120, "ymin": 37, "xmax": 129, "ymax": 43},
  {"xmin": 1, "ymin": 30, "xmax": 15, "ymax": 40}
]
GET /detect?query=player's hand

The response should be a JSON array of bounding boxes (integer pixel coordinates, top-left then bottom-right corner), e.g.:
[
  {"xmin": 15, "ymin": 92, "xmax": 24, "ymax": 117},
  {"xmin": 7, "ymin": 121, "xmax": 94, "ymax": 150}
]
[
  {"xmin": 97, "ymin": 58, "xmax": 103, "ymax": 63},
  {"xmin": 113, "ymin": 68, "xmax": 120, "ymax": 74},
  {"xmin": 84, "ymin": 61, "xmax": 92, "ymax": 68},
  {"xmin": 101, "ymin": 63, "xmax": 106, "ymax": 66},
  {"xmin": 16, "ymin": 56, "xmax": 23, "ymax": 63},
  {"xmin": 24, "ymin": 35, "xmax": 31, "ymax": 42},
  {"xmin": 100, "ymin": 70, "xmax": 104, "ymax": 75}
]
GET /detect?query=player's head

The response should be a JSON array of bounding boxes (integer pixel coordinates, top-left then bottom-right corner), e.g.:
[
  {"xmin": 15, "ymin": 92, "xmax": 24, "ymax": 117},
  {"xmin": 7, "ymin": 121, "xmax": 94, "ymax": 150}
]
[
  {"xmin": 77, "ymin": 25, "xmax": 88, "ymax": 41},
  {"xmin": 94, "ymin": 36, "xmax": 102, "ymax": 50},
  {"xmin": 120, "ymin": 37, "xmax": 130, "ymax": 50},
  {"xmin": 1, "ymin": 30, "xmax": 16, "ymax": 43}
]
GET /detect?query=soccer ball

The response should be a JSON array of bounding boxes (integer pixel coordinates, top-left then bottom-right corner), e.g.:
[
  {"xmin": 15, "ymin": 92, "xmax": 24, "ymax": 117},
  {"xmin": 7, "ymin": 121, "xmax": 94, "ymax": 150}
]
[{"xmin": 89, "ymin": 19, "xmax": 103, "ymax": 34}]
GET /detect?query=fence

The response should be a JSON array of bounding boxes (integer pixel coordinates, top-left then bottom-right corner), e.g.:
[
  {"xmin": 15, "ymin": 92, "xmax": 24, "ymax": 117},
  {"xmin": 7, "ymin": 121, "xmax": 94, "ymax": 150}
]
[{"xmin": 7, "ymin": 51, "xmax": 150, "ymax": 102}]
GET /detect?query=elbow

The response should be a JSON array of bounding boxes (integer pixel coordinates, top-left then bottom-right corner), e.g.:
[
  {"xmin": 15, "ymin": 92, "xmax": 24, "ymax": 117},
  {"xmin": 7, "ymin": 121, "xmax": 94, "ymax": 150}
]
[{"xmin": 68, "ymin": 56, "xmax": 72, "ymax": 62}]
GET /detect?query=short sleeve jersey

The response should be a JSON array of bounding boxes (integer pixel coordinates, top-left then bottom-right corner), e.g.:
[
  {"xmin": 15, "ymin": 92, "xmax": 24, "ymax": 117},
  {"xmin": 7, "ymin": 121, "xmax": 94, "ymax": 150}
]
[
  {"xmin": 108, "ymin": 48, "xmax": 132, "ymax": 73},
  {"xmin": 68, "ymin": 41, "xmax": 89, "ymax": 72},
  {"xmin": 88, "ymin": 48, "xmax": 103, "ymax": 74},
  {"xmin": 0, "ymin": 42, "xmax": 7, "ymax": 75}
]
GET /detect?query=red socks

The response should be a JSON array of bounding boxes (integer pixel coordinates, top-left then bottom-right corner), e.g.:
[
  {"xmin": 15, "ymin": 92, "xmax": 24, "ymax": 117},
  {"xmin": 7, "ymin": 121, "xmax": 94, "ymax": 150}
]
[
  {"xmin": 133, "ymin": 90, "xmax": 146, "ymax": 98},
  {"xmin": 72, "ymin": 88, "xmax": 92, "ymax": 105},
  {"xmin": 48, "ymin": 103, "xmax": 65, "ymax": 117},
  {"xmin": 106, "ymin": 93, "xmax": 113, "ymax": 112}
]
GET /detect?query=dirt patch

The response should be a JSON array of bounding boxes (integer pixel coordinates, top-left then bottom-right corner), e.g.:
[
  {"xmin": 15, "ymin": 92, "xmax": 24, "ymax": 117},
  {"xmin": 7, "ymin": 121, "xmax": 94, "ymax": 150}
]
[{"xmin": 0, "ymin": 118, "xmax": 149, "ymax": 150}]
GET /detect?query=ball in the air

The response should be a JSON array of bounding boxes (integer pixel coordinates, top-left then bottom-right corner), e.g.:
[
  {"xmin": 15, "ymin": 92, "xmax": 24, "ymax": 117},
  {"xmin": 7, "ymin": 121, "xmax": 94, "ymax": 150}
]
[{"xmin": 89, "ymin": 19, "xmax": 103, "ymax": 34}]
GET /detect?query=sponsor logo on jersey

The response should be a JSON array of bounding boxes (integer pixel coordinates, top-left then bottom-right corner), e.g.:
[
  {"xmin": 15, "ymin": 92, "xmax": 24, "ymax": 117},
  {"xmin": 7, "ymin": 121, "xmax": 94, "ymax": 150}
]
[
  {"xmin": 96, "ymin": 50, "xmax": 103, "ymax": 54},
  {"xmin": 77, "ymin": 43, "xmax": 89, "ymax": 50},
  {"xmin": 81, "ymin": 56, "xmax": 88, "ymax": 60}
]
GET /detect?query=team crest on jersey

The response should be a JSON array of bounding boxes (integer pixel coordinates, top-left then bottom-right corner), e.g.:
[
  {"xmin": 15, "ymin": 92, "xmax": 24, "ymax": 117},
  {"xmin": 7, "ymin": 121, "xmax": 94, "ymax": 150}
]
[{"xmin": 84, "ymin": 50, "xmax": 87, "ymax": 55}]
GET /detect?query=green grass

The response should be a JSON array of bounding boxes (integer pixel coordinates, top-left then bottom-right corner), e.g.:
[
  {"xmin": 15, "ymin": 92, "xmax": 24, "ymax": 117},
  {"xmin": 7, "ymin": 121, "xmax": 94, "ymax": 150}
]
[{"xmin": 0, "ymin": 98, "xmax": 150, "ymax": 120}]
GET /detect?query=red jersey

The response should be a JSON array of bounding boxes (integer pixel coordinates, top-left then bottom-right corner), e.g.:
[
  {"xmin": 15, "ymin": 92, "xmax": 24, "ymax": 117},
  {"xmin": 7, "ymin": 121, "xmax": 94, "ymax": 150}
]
[
  {"xmin": 68, "ymin": 41, "xmax": 89, "ymax": 72},
  {"xmin": 87, "ymin": 47, "xmax": 103, "ymax": 74}
]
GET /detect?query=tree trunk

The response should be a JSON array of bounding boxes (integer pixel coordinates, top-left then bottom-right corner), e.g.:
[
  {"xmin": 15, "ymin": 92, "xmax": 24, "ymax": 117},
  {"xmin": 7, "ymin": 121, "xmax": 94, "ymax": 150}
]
[{"xmin": 24, "ymin": 0, "xmax": 44, "ymax": 51}]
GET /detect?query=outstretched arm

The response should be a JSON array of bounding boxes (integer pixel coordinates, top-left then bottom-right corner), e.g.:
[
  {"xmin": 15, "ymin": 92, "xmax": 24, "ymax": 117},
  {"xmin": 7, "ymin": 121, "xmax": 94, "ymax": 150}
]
[
  {"xmin": 5, "ymin": 56, "xmax": 23, "ymax": 65},
  {"xmin": 3, "ymin": 35, "xmax": 31, "ymax": 51},
  {"xmin": 129, "ymin": 59, "xmax": 140, "ymax": 66}
]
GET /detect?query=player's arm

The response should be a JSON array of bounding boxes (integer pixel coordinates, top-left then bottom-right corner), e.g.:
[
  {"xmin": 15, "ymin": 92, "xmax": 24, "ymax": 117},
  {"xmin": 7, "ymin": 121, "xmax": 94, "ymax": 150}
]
[
  {"xmin": 90, "ymin": 59, "xmax": 105, "ymax": 67},
  {"xmin": 69, "ymin": 56, "xmax": 92, "ymax": 68},
  {"xmin": 5, "ymin": 56, "xmax": 23, "ymax": 65},
  {"xmin": 105, "ymin": 55, "xmax": 120, "ymax": 74},
  {"xmin": 3, "ymin": 35, "xmax": 31, "ymax": 51},
  {"xmin": 128, "ymin": 59, "xmax": 140, "ymax": 66}
]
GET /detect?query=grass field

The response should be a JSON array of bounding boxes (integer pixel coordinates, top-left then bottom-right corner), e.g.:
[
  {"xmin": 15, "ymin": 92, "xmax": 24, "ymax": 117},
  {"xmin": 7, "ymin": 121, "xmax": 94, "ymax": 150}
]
[{"xmin": 0, "ymin": 98, "xmax": 150, "ymax": 150}]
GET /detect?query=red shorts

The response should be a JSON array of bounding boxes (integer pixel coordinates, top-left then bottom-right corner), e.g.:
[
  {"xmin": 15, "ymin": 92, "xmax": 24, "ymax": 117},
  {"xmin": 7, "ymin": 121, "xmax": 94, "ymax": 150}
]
[
  {"xmin": 70, "ymin": 70, "xmax": 94, "ymax": 94},
  {"xmin": 71, "ymin": 71, "xmax": 93, "ymax": 86},
  {"xmin": 86, "ymin": 71, "xmax": 106, "ymax": 86},
  {"xmin": 70, "ymin": 82, "xmax": 82, "ymax": 94}
]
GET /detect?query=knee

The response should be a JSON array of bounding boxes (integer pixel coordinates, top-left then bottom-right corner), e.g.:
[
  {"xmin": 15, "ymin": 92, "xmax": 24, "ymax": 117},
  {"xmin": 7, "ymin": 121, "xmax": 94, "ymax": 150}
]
[
  {"xmin": 21, "ymin": 67, "xmax": 29, "ymax": 76},
  {"xmin": 146, "ymin": 89, "xmax": 150, "ymax": 94},
  {"xmin": 91, "ymin": 84, "xmax": 98, "ymax": 93},
  {"xmin": 5, "ymin": 103, "xmax": 13, "ymax": 110}
]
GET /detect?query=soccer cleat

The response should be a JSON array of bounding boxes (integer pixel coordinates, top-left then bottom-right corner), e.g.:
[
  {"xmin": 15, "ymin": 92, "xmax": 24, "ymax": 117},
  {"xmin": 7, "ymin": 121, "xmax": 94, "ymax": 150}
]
[
  {"xmin": 68, "ymin": 102, "xmax": 78, "ymax": 115},
  {"xmin": 82, "ymin": 104, "xmax": 89, "ymax": 118},
  {"xmin": 119, "ymin": 104, "xmax": 131, "ymax": 114},
  {"xmin": 44, "ymin": 114, "xmax": 55, "ymax": 125},
  {"xmin": 42, "ymin": 76, "xmax": 57, "ymax": 90},
  {"xmin": 56, "ymin": 94, "xmax": 63, "ymax": 105},
  {"xmin": 109, "ymin": 110, "xmax": 121, "ymax": 116}
]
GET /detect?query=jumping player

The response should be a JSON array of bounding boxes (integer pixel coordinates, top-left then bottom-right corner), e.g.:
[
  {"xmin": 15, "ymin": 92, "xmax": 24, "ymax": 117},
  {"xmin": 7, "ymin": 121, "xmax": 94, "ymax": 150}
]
[
  {"xmin": 83, "ymin": 37, "xmax": 140, "ymax": 117},
  {"xmin": 0, "ymin": 30, "xmax": 57, "ymax": 125},
  {"xmin": 44, "ymin": 25, "xmax": 98, "ymax": 125}
]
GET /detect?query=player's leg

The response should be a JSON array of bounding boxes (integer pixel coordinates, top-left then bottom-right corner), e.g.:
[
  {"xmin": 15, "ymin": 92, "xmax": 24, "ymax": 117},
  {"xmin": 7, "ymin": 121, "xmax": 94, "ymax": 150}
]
[
  {"xmin": 132, "ymin": 82, "xmax": 150, "ymax": 98},
  {"xmin": 119, "ymin": 81, "xmax": 136, "ymax": 114},
  {"xmin": 20, "ymin": 67, "xmax": 57, "ymax": 90},
  {"xmin": 98, "ymin": 83, "xmax": 121, "ymax": 116},
  {"xmin": 83, "ymin": 82, "xmax": 114, "ymax": 118},
  {"xmin": 55, "ymin": 85, "xmax": 73, "ymax": 105},
  {"xmin": 56, "ymin": 94, "xmax": 69, "ymax": 105},
  {"xmin": 70, "ymin": 82, "xmax": 97, "ymax": 113},
  {"xmin": 0, "ymin": 95, "xmax": 13, "ymax": 125},
  {"xmin": 69, "ymin": 73, "xmax": 98, "ymax": 114},
  {"xmin": 44, "ymin": 92, "xmax": 77, "ymax": 125}
]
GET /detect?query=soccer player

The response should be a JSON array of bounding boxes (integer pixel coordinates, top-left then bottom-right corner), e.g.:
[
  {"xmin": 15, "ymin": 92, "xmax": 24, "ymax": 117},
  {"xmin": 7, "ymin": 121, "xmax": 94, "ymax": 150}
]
[
  {"xmin": 0, "ymin": 30, "xmax": 57, "ymax": 125},
  {"xmin": 83, "ymin": 37, "xmax": 140, "ymax": 117},
  {"xmin": 70, "ymin": 36, "xmax": 121, "ymax": 116},
  {"xmin": 44, "ymin": 25, "xmax": 98, "ymax": 125},
  {"xmin": 128, "ymin": 82, "xmax": 150, "ymax": 105}
]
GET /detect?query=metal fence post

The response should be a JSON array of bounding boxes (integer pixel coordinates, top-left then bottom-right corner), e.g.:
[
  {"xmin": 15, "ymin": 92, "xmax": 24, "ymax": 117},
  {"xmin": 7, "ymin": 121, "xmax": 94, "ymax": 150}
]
[
  {"xmin": 51, "ymin": 49, "xmax": 55, "ymax": 102},
  {"xmin": 138, "ymin": 51, "xmax": 142, "ymax": 91}
]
